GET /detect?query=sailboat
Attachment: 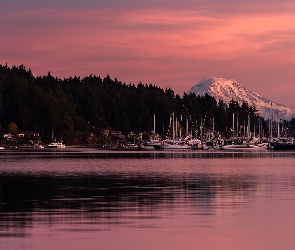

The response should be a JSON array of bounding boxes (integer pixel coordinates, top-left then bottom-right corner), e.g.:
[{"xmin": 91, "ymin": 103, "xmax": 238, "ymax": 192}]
[
  {"xmin": 138, "ymin": 139, "xmax": 163, "ymax": 150},
  {"xmin": 48, "ymin": 140, "xmax": 66, "ymax": 148},
  {"xmin": 48, "ymin": 128, "xmax": 66, "ymax": 148},
  {"xmin": 221, "ymin": 115, "xmax": 267, "ymax": 150},
  {"xmin": 162, "ymin": 112, "xmax": 190, "ymax": 150}
]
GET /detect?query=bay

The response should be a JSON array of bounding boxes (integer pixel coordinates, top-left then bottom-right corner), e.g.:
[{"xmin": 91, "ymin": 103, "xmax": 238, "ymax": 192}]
[{"xmin": 0, "ymin": 149, "xmax": 295, "ymax": 250}]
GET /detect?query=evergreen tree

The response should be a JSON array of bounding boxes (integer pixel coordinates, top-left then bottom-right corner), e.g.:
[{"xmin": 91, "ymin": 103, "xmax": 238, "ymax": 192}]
[{"xmin": 0, "ymin": 64, "xmax": 265, "ymax": 144}]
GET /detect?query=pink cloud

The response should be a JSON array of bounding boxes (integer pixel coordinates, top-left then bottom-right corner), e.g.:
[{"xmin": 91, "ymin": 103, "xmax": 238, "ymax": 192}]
[{"xmin": 2, "ymin": 5, "xmax": 295, "ymax": 107}]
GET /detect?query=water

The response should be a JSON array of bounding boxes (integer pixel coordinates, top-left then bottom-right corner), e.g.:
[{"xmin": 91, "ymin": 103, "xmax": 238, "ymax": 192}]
[{"xmin": 1, "ymin": 149, "xmax": 295, "ymax": 249}]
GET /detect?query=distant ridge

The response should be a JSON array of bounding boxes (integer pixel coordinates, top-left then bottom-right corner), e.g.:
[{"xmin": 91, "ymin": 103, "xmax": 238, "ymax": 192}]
[{"xmin": 187, "ymin": 77, "xmax": 295, "ymax": 120}]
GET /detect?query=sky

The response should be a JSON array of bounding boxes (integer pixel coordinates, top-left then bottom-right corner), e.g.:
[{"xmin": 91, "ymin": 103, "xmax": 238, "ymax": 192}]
[{"xmin": 1, "ymin": 0, "xmax": 295, "ymax": 107}]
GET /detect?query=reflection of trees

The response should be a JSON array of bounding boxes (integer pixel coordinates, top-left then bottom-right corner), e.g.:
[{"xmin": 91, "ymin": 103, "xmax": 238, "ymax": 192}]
[
  {"xmin": 185, "ymin": 174, "xmax": 257, "ymax": 211},
  {"xmin": 0, "ymin": 173, "xmax": 257, "ymax": 230}
]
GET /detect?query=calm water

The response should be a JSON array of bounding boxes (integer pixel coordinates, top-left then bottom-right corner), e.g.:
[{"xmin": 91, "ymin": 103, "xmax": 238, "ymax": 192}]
[{"xmin": 1, "ymin": 149, "xmax": 295, "ymax": 250}]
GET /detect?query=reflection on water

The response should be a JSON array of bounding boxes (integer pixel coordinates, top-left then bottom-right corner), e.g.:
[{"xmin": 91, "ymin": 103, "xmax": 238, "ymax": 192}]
[{"xmin": 1, "ymin": 150, "xmax": 295, "ymax": 249}]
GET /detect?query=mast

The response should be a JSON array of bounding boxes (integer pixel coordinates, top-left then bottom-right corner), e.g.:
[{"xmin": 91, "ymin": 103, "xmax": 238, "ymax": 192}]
[
  {"xmin": 258, "ymin": 117, "xmax": 261, "ymax": 137},
  {"xmin": 175, "ymin": 117, "xmax": 178, "ymax": 139},
  {"xmin": 153, "ymin": 113, "xmax": 155, "ymax": 133},
  {"xmin": 179, "ymin": 116, "xmax": 182, "ymax": 139},
  {"xmin": 195, "ymin": 120, "xmax": 197, "ymax": 139},
  {"xmin": 270, "ymin": 102, "xmax": 273, "ymax": 140},
  {"xmin": 201, "ymin": 118, "xmax": 203, "ymax": 139},
  {"xmin": 232, "ymin": 113, "xmax": 235, "ymax": 138},
  {"xmin": 186, "ymin": 116, "xmax": 189, "ymax": 137},
  {"xmin": 277, "ymin": 110, "xmax": 280, "ymax": 138},
  {"xmin": 236, "ymin": 113, "xmax": 239, "ymax": 137},
  {"xmin": 213, "ymin": 117, "xmax": 215, "ymax": 137},
  {"xmin": 51, "ymin": 127, "xmax": 54, "ymax": 141},
  {"xmin": 172, "ymin": 112, "xmax": 175, "ymax": 140},
  {"xmin": 248, "ymin": 115, "xmax": 250, "ymax": 140}
]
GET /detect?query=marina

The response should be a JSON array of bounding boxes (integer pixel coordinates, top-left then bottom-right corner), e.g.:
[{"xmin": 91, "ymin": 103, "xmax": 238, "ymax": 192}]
[{"xmin": 2, "ymin": 1, "xmax": 295, "ymax": 249}]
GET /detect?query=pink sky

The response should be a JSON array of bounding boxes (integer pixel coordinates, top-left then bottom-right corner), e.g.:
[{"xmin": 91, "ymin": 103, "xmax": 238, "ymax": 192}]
[{"xmin": 2, "ymin": 1, "xmax": 295, "ymax": 107}]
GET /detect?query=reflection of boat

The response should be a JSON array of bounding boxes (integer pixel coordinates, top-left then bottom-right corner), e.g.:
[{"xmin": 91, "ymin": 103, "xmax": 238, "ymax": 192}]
[{"xmin": 48, "ymin": 142, "xmax": 66, "ymax": 148}]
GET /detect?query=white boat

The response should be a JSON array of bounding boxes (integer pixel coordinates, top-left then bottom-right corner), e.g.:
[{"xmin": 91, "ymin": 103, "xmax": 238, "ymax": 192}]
[
  {"xmin": 163, "ymin": 139, "xmax": 191, "ymax": 150},
  {"xmin": 48, "ymin": 142, "xmax": 66, "ymax": 148},
  {"xmin": 221, "ymin": 142, "xmax": 267, "ymax": 150}
]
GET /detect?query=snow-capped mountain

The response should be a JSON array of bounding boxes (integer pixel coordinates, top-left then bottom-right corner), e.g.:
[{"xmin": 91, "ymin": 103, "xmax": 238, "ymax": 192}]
[{"xmin": 187, "ymin": 77, "xmax": 295, "ymax": 120}]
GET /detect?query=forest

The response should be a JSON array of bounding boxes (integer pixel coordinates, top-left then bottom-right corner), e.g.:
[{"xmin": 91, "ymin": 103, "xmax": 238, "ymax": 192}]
[{"xmin": 0, "ymin": 64, "xmax": 289, "ymax": 145}]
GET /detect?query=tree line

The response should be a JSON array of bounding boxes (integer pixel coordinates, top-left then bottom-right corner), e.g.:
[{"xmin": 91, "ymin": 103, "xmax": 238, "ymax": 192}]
[{"xmin": 0, "ymin": 64, "xmax": 287, "ymax": 144}]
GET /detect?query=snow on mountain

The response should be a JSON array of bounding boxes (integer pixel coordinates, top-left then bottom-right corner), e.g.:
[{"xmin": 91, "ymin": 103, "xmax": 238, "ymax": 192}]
[{"xmin": 187, "ymin": 77, "xmax": 295, "ymax": 120}]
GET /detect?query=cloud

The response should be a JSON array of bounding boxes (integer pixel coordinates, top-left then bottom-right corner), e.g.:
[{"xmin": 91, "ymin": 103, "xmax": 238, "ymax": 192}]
[
  {"xmin": 2, "ymin": 1, "xmax": 295, "ymax": 107},
  {"xmin": 2, "ymin": 7, "xmax": 295, "ymax": 64},
  {"xmin": 3, "ymin": 0, "xmax": 295, "ymax": 14}
]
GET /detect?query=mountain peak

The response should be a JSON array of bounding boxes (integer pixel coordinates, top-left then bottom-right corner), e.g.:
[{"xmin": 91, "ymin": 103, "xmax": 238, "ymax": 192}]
[{"xmin": 188, "ymin": 77, "xmax": 295, "ymax": 119}]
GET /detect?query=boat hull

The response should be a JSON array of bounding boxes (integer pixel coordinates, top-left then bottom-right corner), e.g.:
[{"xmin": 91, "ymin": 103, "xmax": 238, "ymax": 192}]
[
  {"xmin": 48, "ymin": 142, "xmax": 66, "ymax": 148},
  {"xmin": 48, "ymin": 145, "xmax": 66, "ymax": 149},
  {"xmin": 138, "ymin": 145, "xmax": 156, "ymax": 150},
  {"xmin": 163, "ymin": 144, "xmax": 191, "ymax": 150},
  {"xmin": 221, "ymin": 143, "xmax": 267, "ymax": 150},
  {"xmin": 272, "ymin": 143, "xmax": 295, "ymax": 150}
]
